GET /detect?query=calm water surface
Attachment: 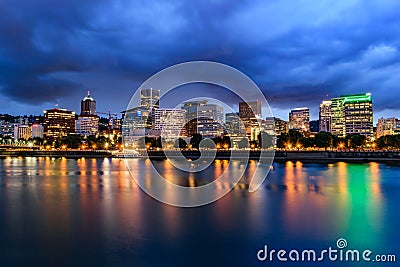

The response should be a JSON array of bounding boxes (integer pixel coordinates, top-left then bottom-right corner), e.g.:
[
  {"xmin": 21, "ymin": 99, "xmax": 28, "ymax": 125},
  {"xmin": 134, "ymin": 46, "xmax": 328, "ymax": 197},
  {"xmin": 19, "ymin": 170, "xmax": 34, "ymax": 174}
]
[{"xmin": 0, "ymin": 157, "xmax": 399, "ymax": 266}]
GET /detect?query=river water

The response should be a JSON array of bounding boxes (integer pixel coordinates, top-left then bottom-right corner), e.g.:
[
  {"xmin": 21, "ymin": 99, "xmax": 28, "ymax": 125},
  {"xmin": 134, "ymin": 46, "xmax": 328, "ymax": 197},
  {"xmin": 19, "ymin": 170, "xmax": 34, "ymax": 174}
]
[{"xmin": 0, "ymin": 157, "xmax": 399, "ymax": 266}]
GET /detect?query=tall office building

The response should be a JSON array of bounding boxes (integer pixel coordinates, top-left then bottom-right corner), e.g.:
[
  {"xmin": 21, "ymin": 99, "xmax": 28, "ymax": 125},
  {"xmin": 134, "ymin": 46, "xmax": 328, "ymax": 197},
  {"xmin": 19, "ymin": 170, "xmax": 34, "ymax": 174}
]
[
  {"xmin": 75, "ymin": 116, "xmax": 99, "ymax": 136},
  {"xmin": 330, "ymin": 93, "xmax": 373, "ymax": 138},
  {"xmin": 78, "ymin": 92, "xmax": 99, "ymax": 136},
  {"xmin": 197, "ymin": 104, "xmax": 224, "ymax": 124},
  {"xmin": 197, "ymin": 104, "xmax": 224, "ymax": 138},
  {"xmin": 225, "ymin": 112, "xmax": 246, "ymax": 136},
  {"xmin": 343, "ymin": 93, "xmax": 373, "ymax": 137},
  {"xmin": 81, "ymin": 91, "xmax": 96, "ymax": 115},
  {"xmin": 289, "ymin": 107, "xmax": 310, "ymax": 133},
  {"xmin": 239, "ymin": 100, "xmax": 262, "ymax": 140},
  {"xmin": 319, "ymin": 100, "xmax": 332, "ymax": 132},
  {"xmin": 140, "ymin": 88, "xmax": 160, "ymax": 111},
  {"xmin": 239, "ymin": 101, "xmax": 262, "ymax": 125},
  {"xmin": 262, "ymin": 117, "xmax": 276, "ymax": 136},
  {"xmin": 153, "ymin": 109, "xmax": 186, "ymax": 138},
  {"xmin": 43, "ymin": 108, "xmax": 76, "ymax": 138},
  {"xmin": 122, "ymin": 107, "xmax": 152, "ymax": 138},
  {"xmin": 181, "ymin": 100, "xmax": 208, "ymax": 137},
  {"xmin": 31, "ymin": 124, "xmax": 44, "ymax": 138},
  {"xmin": 376, "ymin": 117, "xmax": 400, "ymax": 139},
  {"xmin": 274, "ymin": 117, "xmax": 288, "ymax": 136},
  {"xmin": 331, "ymin": 97, "xmax": 346, "ymax": 137}
]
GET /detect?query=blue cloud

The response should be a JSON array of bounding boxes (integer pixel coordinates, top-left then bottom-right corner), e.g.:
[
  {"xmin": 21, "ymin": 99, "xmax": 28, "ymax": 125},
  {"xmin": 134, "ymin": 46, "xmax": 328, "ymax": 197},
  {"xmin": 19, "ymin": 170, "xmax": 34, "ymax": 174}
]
[{"xmin": 0, "ymin": 0, "xmax": 399, "ymax": 119}]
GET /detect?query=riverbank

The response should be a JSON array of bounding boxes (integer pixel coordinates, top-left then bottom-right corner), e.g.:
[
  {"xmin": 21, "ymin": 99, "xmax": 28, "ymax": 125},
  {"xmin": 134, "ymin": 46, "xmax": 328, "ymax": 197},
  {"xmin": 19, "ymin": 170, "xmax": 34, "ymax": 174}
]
[
  {"xmin": 0, "ymin": 149, "xmax": 112, "ymax": 158},
  {"xmin": 1, "ymin": 149, "xmax": 400, "ymax": 162}
]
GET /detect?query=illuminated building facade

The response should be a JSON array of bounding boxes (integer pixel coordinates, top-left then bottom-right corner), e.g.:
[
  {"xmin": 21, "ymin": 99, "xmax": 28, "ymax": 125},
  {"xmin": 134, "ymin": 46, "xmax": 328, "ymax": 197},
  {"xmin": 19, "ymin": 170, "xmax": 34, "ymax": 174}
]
[
  {"xmin": 31, "ymin": 124, "xmax": 44, "ymax": 138},
  {"xmin": 140, "ymin": 88, "xmax": 160, "ymax": 111},
  {"xmin": 239, "ymin": 100, "xmax": 262, "ymax": 140},
  {"xmin": 376, "ymin": 117, "xmax": 400, "ymax": 139},
  {"xmin": 197, "ymin": 104, "xmax": 224, "ymax": 138},
  {"xmin": 122, "ymin": 107, "xmax": 152, "ymax": 139},
  {"xmin": 319, "ymin": 100, "xmax": 332, "ymax": 132},
  {"xmin": 289, "ymin": 107, "xmax": 310, "ymax": 133},
  {"xmin": 77, "ymin": 92, "xmax": 99, "ymax": 136},
  {"xmin": 181, "ymin": 100, "xmax": 208, "ymax": 137},
  {"xmin": 330, "ymin": 93, "xmax": 373, "ymax": 138},
  {"xmin": 274, "ymin": 117, "xmax": 288, "ymax": 136},
  {"xmin": 43, "ymin": 108, "xmax": 76, "ymax": 138},
  {"xmin": 75, "ymin": 116, "xmax": 99, "ymax": 136},
  {"xmin": 14, "ymin": 125, "xmax": 31, "ymax": 140},
  {"xmin": 343, "ymin": 93, "xmax": 373, "ymax": 137},
  {"xmin": 153, "ymin": 109, "xmax": 186, "ymax": 138},
  {"xmin": 197, "ymin": 118, "xmax": 224, "ymax": 138},
  {"xmin": 331, "ymin": 97, "xmax": 346, "ymax": 137},
  {"xmin": 225, "ymin": 112, "xmax": 246, "ymax": 136},
  {"xmin": 81, "ymin": 91, "xmax": 96, "ymax": 115}
]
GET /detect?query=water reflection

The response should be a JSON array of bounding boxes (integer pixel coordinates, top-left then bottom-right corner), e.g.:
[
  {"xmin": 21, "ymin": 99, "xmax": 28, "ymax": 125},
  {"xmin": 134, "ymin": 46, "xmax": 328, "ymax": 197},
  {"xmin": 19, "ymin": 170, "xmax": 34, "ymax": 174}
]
[{"xmin": 0, "ymin": 158, "xmax": 398, "ymax": 266}]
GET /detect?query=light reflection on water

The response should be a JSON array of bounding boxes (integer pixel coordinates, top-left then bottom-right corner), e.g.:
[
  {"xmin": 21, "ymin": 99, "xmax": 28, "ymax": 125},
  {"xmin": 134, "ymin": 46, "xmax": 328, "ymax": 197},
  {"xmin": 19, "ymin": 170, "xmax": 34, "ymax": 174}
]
[{"xmin": 0, "ymin": 158, "xmax": 399, "ymax": 266}]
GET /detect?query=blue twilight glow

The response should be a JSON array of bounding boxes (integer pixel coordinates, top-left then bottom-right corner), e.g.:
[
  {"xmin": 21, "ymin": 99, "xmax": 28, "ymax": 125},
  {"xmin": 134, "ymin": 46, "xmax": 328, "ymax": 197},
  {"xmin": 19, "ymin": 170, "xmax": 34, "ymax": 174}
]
[{"xmin": 0, "ymin": 0, "xmax": 399, "ymax": 122}]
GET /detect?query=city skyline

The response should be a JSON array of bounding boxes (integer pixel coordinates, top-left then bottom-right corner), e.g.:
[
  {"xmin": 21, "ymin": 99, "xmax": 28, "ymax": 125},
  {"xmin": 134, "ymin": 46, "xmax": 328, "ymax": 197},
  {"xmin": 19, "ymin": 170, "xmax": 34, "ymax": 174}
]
[
  {"xmin": 0, "ymin": 1, "xmax": 400, "ymax": 122},
  {"xmin": 2, "ymin": 89, "xmax": 397, "ymax": 127}
]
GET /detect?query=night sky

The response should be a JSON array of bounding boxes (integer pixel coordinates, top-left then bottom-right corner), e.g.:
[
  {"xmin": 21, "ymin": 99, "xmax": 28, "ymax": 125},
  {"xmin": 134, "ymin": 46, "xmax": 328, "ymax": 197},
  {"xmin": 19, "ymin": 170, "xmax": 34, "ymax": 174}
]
[{"xmin": 0, "ymin": 0, "xmax": 399, "ymax": 122}]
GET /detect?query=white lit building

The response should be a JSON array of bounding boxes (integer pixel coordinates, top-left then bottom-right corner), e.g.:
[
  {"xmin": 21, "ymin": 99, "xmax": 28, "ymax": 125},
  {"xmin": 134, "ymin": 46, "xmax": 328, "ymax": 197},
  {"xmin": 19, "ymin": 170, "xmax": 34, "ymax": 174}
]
[
  {"xmin": 289, "ymin": 107, "xmax": 310, "ymax": 133},
  {"xmin": 14, "ymin": 125, "xmax": 32, "ymax": 140},
  {"xmin": 319, "ymin": 100, "xmax": 332, "ymax": 132},
  {"xmin": 31, "ymin": 124, "xmax": 44, "ymax": 138},
  {"xmin": 153, "ymin": 109, "xmax": 186, "ymax": 139},
  {"xmin": 197, "ymin": 104, "xmax": 224, "ymax": 138},
  {"xmin": 75, "ymin": 116, "xmax": 99, "ymax": 136},
  {"xmin": 376, "ymin": 117, "xmax": 400, "ymax": 139}
]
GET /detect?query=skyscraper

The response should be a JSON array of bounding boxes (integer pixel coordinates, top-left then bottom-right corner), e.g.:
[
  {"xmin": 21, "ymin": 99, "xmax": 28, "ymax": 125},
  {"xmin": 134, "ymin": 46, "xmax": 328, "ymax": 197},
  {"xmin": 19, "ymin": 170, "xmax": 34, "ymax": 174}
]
[
  {"xmin": 289, "ymin": 107, "xmax": 310, "ymax": 133},
  {"xmin": 239, "ymin": 101, "xmax": 261, "ymax": 125},
  {"xmin": 343, "ymin": 93, "xmax": 373, "ymax": 137},
  {"xmin": 78, "ymin": 91, "xmax": 99, "ymax": 136},
  {"xmin": 239, "ymin": 100, "xmax": 262, "ymax": 140},
  {"xmin": 44, "ymin": 108, "xmax": 76, "ymax": 138},
  {"xmin": 225, "ymin": 112, "xmax": 246, "ymax": 136},
  {"xmin": 75, "ymin": 116, "xmax": 99, "ymax": 136},
  {"xmin": 273, "ymin": 117, "xmax": 288, "ymax": 136},
  {"xmin": 197, "ymin": 104, "xmax": 224, "ymax": 124},
  {"xmin": 319, "ymin": 100, "xmax": 332, "ymax": 132},
  {"xmin": 31, "ymin": 124, "xmax": 44, "ymax": 138},
  {"xmin": 153, "ymin": 109, "xmax": 186, "ymax": 139},
  {"xmin": 81, "ymin": 91, "xmax": 96, "ymax": 115},
  {"xmin": 181, "ymin": 100, "xmax": 208, "ymax": 137},
  {"xmin": 140, "ymin": 88, "xmax": 160, "ymax": 111},
  {"xmin": 330, "ymin": 93, "xmax": 373, "ymax": 138},
  {"xmin": 331, "ymin": 97, "xmax": 345, "ymax": 137},
  {"xmin": 197, "ymin": 104, "xmax": 224, "ymax": 138}
]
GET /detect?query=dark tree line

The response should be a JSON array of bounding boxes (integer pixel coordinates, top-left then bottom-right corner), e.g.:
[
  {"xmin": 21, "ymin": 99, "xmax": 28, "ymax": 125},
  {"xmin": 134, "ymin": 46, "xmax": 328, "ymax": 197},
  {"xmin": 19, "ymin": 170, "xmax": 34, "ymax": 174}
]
[{"xmin": 277, "ymin": 130, "xmax": 367, "ymax": 149}]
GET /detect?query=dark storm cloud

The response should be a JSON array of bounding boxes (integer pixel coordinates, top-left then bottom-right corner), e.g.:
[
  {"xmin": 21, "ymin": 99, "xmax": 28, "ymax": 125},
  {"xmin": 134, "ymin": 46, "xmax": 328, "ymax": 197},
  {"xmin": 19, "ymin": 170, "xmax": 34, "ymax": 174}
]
[{"xmin": 0, "ymin": 0, "xmax": 399, "ymax": 116}]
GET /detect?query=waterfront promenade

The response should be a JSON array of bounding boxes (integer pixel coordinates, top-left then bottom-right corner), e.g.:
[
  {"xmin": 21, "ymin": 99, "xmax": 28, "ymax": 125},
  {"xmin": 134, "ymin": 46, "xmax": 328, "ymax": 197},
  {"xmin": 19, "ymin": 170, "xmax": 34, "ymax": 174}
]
[{"xmin": 1, "ymin": 149, "xmax": 400, "ymax": 162}]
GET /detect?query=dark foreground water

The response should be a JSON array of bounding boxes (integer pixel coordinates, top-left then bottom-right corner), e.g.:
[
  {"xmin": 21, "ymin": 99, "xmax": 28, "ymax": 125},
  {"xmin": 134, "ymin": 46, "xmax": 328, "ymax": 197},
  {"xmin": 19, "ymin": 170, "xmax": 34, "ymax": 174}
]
[{"xmin": 0, "ymin": 157, "xmax": 399, "ymax": 267}]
